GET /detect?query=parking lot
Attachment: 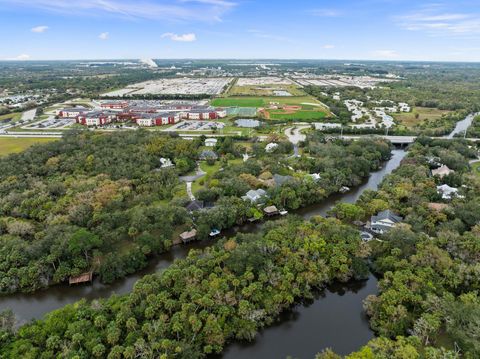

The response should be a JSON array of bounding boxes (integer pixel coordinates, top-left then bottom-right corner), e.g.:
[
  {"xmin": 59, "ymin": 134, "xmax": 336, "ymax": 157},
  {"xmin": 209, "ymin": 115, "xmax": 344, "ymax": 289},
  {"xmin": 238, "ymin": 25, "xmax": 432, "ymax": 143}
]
[
  {"xmin": 166, "ymin": 120, "xmax": 225, "ymax": 132},
  {"xmin": 24, "ymin": 116, "xmax": 75, "ymax": 130},
  {"xmin": 103, "ymin": 78, "xmax": 233, "ymax": 97}
]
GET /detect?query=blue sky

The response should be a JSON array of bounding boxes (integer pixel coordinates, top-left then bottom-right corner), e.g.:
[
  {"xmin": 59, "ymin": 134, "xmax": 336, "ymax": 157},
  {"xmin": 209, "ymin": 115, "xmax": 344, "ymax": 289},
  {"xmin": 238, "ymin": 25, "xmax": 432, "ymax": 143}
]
[{"xmin": 0, "ymin": 0, "xmax": 479, "ymax": 61}]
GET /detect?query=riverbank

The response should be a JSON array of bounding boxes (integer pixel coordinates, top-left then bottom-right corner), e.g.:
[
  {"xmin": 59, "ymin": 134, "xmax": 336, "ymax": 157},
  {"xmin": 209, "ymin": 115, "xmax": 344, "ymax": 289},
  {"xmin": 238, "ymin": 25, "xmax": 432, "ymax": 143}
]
[
  {"xmin": 0, "ymin": 150, "xmax": 407, "ymax": 327},
  {"xmin": 219, "ymin": 274, "xmax": 378, "ymax": 359}
]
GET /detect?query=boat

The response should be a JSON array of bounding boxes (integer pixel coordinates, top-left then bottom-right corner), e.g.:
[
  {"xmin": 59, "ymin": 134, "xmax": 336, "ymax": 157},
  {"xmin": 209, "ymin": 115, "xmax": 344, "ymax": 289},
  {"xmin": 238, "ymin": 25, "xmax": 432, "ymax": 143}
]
[
  {"xmin": 279, "ymin": 210, "xmax": 288, "ymax": 216},
  {"xmin": 339, "ymin": 186, "xmax": 350, "ymax": 193},
  {"xmin": 209, "ymin": 229, "xmax": 221, "ymax": 237}
]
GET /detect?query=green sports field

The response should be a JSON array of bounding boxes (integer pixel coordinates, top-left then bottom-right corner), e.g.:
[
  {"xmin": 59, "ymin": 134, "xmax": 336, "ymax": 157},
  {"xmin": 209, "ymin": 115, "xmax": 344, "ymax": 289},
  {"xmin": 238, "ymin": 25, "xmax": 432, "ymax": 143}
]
[
  {"xmin": 211, "ymin": 98, "xmax": 265, "ymax": 107},
  {"xmin": 268, "ymin": 109, "xmax": 327, "ymax": 120}
]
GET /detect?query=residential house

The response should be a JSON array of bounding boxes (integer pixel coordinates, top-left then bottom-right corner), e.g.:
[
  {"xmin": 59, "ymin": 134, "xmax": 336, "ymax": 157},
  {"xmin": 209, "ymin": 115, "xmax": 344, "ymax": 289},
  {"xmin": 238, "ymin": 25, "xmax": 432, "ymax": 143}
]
[
  {"xmin": 199, "ymin": 150, "xmax": 218, "ymax": 160},
  {"xmin": 242, "ymin": 188, "xmax": 267, "ymax": 203},
  {"xmin": 160, "ymin": 158, "xmax": 174, "ymax": 169},
  {"xmin": 432, "ymin": 165, "xmax": 454, "ymax": 178},
  {"xmin": 205, "ymin": 138, "xmax": 218, "ymax": 147},
  {"xmin": 437, "ymin": 184, "xmax": 461, "ymax": 200},
  {"xmin": 265, "ymin": 143, "xmax": 278, "ymax": 153},
  {"xmin": 185, "ymin": 200, "xmax": 205, "ymax": 212},
  {"xmin": 370, "ymin": 210, "xmax": 403, "ymax": 234}
]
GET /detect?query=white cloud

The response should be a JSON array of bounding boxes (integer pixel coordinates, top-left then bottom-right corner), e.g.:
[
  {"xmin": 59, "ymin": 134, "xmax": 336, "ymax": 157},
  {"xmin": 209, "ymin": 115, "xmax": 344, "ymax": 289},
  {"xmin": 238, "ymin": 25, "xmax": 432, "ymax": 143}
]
[
  {"xmin": 1, "ymin": 0, "xmax": 236, "ymax": 22},
  {"xmin": 397, "ymin": 6, "xmax": 480, "ymax": 36},
  {"xmin": 31, "ymin": 25, "xmax": 48, "ymax": 33},
  {"xmin": 322, "ymin": 44, "xmax": 335, "ymax": 49},
  {"xmin": 161, "ymin": 32, "xmax": 196, "ymax": 42},
  {"xmin": 4, "ymin": 54, "xmax": 31, "ymax": 61},
  {"xmin": 371, "ymin": 50, "xmax": 399, "ymax": 59},
  {"xmin": 311, "ymin": 8, "xmax": 341, "ymax": 17},
  {"xmin": 98, "ymin": 32, "xmax": 109, "ymax": 40}
]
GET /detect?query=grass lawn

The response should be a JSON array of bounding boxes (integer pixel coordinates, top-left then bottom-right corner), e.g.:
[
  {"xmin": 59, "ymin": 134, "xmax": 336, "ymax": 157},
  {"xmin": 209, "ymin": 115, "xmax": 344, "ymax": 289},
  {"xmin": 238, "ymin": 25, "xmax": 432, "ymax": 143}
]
[
  {"xmin": 228, "ymin": 84, "xmax": 305, "ymax": 97},
  {"xmin": 200, "ymin": 160, "xmax": 222, "ymax": 176},
  {"xmin": 0, "ymin": 112, "xmax": 22, "ymax": 124},
  {"xmin": 0, "ymin": 137, "xmax": 57, "ymax": 156},
  {"xmin": 211, "ymin": 96, "xmax": 328, "ymax": 111},
  {"xmin": 268, "ymin": 109, "xmax": 327, "ymax": 121},
  {"xmin": 472, "ymin": 161, "xmax": 480, "ymax": 176},
  {"xmin": 393, "ymin": 107, "xmax": 451, "ymax": 129},
  {"xmin": 211, "ymin": 98, "xmax": 265, "ymax": 107}
]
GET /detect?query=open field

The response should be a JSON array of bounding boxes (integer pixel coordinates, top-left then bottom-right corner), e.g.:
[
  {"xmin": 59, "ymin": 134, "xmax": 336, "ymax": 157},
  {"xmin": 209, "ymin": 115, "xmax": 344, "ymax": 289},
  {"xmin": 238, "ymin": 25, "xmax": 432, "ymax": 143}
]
[
  {"xmin": 0, "ymin": 112, "xmax": 22, "ymax": 124},
  {"xmin": 236, "ymin": 77, "xmax": 294, "ymax": 86},
  {"xmin": 228, "ymin": 84, "xmax": 304, "ymax": 97},
  {"xmin": 393, "ymin": 107, "xmax": 451, "ymax": 128},
  {"xmin": 212, "ymin": 95, "xmax": 324, "ymax": 107},
  {"xmin": 211, "ymin": 97, "xmax": 265, "ymax": 107},
  {"xmin": 212, "ymin": 95, "xmax": 330, "ymax": 121},
  {"xmin": 267, "ymin": 108, "xmax": 327, "ymax": 120},
  {"xmin": 0, "ymin": 137, "xmax": 57, "ymax": 156}
]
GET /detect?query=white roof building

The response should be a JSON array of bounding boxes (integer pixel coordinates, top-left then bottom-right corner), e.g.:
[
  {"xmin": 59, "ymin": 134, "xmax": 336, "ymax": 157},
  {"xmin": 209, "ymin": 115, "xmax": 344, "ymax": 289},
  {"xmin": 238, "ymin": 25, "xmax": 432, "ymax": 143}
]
[
  {"xmin": 242, "ymin": 189, "xmax": 267, "ymax": 203},
  {"xmin": 205, "ymin": 138, "xmax": 218, "ymax": 147},
  {"xmin": 160, "ymin": 158, "xmax": 174, "ymax": 168},
  {"xmin": 437, "ymin": 184, "xmax": 462, "ymax": 200},
  {"xmin": 265, "ymin": 143, "xmax": 278, "ymax": 153}
]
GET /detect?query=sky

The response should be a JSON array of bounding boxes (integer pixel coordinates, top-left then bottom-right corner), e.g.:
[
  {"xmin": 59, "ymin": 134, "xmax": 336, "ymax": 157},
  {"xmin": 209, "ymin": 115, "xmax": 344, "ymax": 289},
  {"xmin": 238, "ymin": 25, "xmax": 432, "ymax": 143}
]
[{"xmin": 0, "ymin": 0, "xmax": 479, "ymax": 61}]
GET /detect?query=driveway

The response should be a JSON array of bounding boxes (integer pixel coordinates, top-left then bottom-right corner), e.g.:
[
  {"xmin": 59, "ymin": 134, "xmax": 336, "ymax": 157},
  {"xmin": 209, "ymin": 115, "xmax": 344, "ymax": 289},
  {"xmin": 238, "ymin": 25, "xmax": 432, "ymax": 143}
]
[
  {"xmin": 179, "ymin": 165, "xmax": 206, "ymax": 182},
  {"xmin": 284, "ymin": 125, "xmax": 310, "ymax": 145}
]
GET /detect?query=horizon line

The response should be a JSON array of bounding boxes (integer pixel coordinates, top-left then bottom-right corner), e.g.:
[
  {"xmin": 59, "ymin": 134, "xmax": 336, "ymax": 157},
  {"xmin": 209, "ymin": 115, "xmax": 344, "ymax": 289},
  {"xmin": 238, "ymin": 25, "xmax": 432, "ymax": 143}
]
[{"xmin": 2, "ymin": 57, "xmax": 480, "ymax": 64}]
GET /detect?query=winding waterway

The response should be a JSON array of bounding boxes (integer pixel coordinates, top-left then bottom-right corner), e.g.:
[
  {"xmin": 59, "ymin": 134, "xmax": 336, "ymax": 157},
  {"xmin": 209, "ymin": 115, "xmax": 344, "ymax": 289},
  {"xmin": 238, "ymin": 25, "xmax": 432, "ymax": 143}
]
[
  {"xmin": 446, "ymin": 112, "xmax": 477, "ymax": 138},
  {"xmin": 0, "ymin": 149, "xmax": 406, "ymax": 356},
  {"xmin": 220, "ymin": 275, "xmax": 378, "ymax": 358}
]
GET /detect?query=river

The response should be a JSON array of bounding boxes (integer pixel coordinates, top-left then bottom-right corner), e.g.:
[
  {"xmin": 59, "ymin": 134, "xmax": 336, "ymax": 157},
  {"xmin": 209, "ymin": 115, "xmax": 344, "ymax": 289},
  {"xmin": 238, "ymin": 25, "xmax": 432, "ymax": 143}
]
[
  {"xmin": 446, "ymin": 112, "xmax": 477, "ymax": 139},
  {"xmin": 0, "ymin": 149, "xmax": 406, "ymax": 356},
  {"xmin": 220, "ymin": 275, "xmax": 378, "ymax": 358}
]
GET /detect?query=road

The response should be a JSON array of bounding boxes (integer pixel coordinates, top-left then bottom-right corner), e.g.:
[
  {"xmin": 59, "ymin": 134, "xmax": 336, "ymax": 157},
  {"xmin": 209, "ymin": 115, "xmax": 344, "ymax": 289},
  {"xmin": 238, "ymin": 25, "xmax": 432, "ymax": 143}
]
[
  {"xmin": 284, "ymin": 125, "xmax": 310, "ymax": 145},
  {"xmin": 186, "ymin": 182, "xmax": 195, "ymax": 201},
  {"xmin": 179, "ymin": 165, "xmax": 206, "ymax": 182},
  {"xmin": 284, "ymin": 125, "xmax": 310, "ymax": 156}
]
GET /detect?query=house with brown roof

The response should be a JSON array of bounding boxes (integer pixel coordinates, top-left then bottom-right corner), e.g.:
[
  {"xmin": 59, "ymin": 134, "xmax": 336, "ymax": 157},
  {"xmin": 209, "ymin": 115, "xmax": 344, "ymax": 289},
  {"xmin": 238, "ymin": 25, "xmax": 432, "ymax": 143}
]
[{"xmin": 432, "ymin": 165, "xmax": 454, "ymax": 178}]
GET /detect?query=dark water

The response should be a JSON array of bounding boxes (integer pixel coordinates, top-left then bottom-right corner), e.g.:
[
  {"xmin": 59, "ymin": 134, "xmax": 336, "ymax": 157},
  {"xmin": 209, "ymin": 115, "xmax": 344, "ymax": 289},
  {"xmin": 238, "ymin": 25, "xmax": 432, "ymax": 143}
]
[
  {"xmin": 0, "ymin": 149, "xmax": 406, "ymax": 342},
  {"xmin": 0, "ymin": 240, "xmax": 216, "ymax": 325},
  {"xmin": 297, "ymin": 149, "xmax": 406, "ymax": 218},
  {"xmin": 447, "ymin": 112, "xmax": 477, "ymax": 139},
  {"xmin": 220, "ymin": 275, "xmax": 378, "ymax": 359}
]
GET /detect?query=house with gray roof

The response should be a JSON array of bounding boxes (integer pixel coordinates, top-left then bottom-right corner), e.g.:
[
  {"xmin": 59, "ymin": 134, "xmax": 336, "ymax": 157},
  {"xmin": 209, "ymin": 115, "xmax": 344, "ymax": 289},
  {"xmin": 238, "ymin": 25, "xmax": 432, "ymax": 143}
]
[
  {"xmin": 370, "ymin": 210, "xmax": 403, "ymax": 234},
  {"xmin": 242, "ymin": 188, "xmax": 267, "ymax": 203},
  {"xmin": 199, "ymin": 150, "xmax": 218, "ymax": 160},
  {"xmin": 273, "ymin": 174, "xmax": 293, "ymax": 187}
]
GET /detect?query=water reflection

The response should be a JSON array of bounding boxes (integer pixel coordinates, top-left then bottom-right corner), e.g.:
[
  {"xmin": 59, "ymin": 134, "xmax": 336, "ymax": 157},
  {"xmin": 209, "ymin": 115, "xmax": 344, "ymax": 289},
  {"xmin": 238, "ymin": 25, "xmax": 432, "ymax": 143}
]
[{"xmin": 0, "ymin": 150, "xmax": 406, "ymax": 325}]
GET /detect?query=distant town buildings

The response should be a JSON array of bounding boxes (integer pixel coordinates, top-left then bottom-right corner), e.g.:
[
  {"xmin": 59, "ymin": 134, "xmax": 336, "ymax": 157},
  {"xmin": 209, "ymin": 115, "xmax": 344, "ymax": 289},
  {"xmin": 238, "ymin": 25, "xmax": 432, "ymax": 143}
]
[{"xmin": 56, "ymin": 100, "xmax": 227, "ymax": 127}]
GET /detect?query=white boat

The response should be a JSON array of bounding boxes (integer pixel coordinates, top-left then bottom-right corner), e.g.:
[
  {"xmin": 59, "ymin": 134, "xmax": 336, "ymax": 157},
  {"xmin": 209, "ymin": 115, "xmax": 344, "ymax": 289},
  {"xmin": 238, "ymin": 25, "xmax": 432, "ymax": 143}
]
[
  {"xmin": 209, "ymin": 229, "xmax": 221, "ymax": 237},
  {"xmin": 340, "ymin": 186, "xmax": 350, "ymax": 193}
]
